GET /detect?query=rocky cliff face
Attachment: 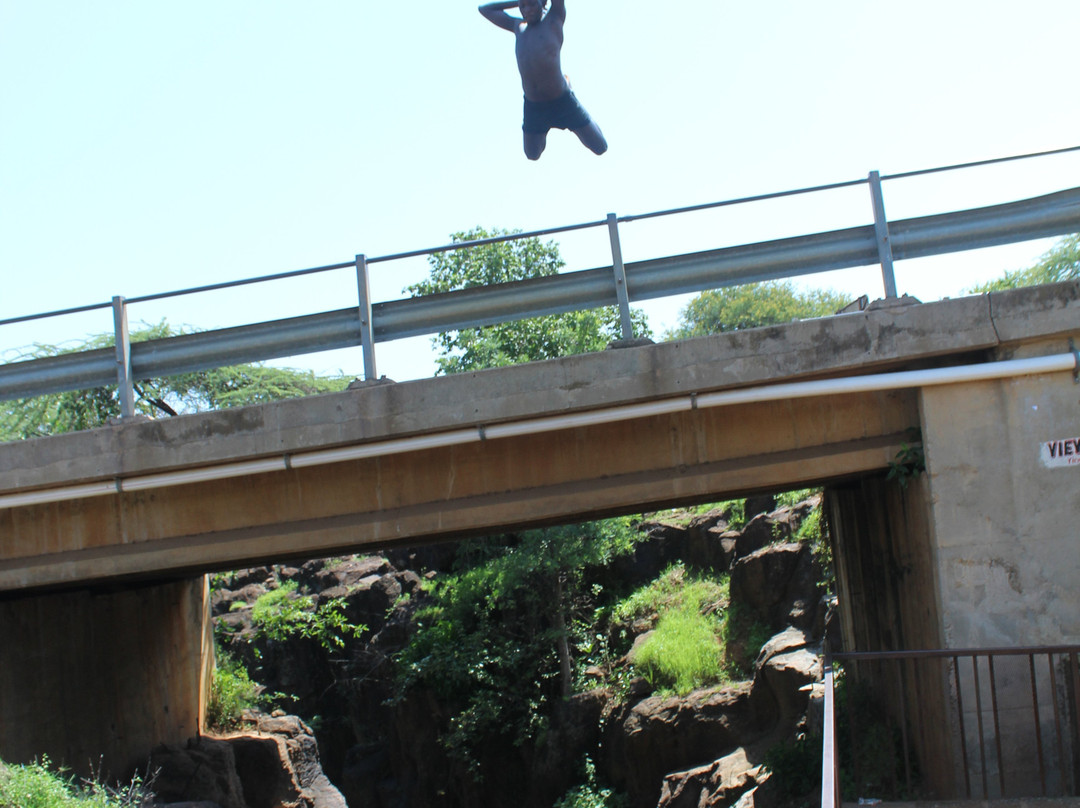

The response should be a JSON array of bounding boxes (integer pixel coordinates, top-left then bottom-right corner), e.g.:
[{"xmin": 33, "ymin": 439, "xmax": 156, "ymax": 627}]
[{"xmin": 164, "ymin": 495, "xmax": 828, "ymax": 808}]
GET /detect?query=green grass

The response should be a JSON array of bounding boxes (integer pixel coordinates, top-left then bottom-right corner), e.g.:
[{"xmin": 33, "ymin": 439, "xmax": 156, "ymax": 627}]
[
  {"xmin": 0, "ymin": 757, "xmax": 150, "ymax": 808},
  {"xmin": 633, "ymin": 601, "xmax": 723, "ymax": 695},
  {"xmin": 614, "ymin": 565, "xmax": 729, "ymax": 695},
  {"xmin": 611, "ymin": 564, "xmax": 727, "ymax": 625}
]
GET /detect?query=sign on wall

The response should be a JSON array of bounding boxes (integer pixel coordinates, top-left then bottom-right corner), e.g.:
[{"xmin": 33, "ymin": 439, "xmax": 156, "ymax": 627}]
[{"xmin": 1041, "ymin": 437, "xmax": 1080, "ymax": 468}]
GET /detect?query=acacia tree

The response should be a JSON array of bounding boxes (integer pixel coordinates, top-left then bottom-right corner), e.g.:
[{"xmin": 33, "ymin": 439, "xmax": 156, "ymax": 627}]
[
  {"xmin": 0, "ymin": 322, "xmax": 350, "ymax": 441},
  {"xmin": 406, "ymin": 226, "xmax": 650, "ymax": 374},
  {"xmin": 967, "ymin": 234, "xmax": 1080, "ymax": 293}
]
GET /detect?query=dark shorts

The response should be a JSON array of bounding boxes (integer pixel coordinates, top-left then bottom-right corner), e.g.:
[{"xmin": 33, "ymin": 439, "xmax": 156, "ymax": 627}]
[{"xmin": 523, "ymin": 89, "xmax": 593, "ymax": 134}]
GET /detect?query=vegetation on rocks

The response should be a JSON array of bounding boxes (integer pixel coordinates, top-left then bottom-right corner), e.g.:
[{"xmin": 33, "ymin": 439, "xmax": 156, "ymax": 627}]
[
  {"xmin": 0, "ymin": 757, "xmax": 153, "ymax": 808},
  {"xmin": 206, "ymin": 651, "xmax": 264, "ymax": 732}
]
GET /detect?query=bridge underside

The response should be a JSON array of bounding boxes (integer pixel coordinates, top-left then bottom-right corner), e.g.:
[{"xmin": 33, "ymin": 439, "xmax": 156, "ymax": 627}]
[{"xmin": 0, "ymin": 389, "xmax": 916, "ymax": 592}]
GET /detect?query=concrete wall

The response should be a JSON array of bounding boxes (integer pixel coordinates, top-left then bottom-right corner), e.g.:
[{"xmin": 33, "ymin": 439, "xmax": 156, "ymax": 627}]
[
  {"xmin": 0, "ymin": 576, "xmax": 212, "ymax": 780},
  {"xmin": 919, "ymin": 336, "xmax": 1080, "ymax": 798}
]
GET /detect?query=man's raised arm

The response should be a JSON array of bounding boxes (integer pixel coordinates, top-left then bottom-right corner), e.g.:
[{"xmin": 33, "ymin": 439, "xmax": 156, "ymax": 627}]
[{"xmin": 478, "ymin": 1, "xmax": 522, "ymax": 32}]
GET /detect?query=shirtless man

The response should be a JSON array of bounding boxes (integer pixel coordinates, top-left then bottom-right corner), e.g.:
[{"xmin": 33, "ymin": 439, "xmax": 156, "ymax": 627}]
[{"xmin": 478, "ymin": 0, "xmax": 608, "ymax": 160}]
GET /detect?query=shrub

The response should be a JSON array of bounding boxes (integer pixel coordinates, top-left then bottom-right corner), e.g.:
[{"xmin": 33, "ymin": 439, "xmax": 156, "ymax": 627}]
[
  {"xmin": 250, "ymin": 581, "xmax": 365, "ymax": 651},
  {"xmin": 0, "ymin": 755, "xmax": 153, "ymax": 807},
  {"xmin": 206, "ymin": 651, "xmax": 263, "ymax": 731},
  {"xmin": 554, "ymin": 756, "xmax": 627, "ymax": 808}
]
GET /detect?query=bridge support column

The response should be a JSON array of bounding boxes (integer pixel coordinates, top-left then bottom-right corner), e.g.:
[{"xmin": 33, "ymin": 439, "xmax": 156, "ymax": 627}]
[{"xmin": 0, "ymin": 576, "xmax": 212, "ymax": 780}]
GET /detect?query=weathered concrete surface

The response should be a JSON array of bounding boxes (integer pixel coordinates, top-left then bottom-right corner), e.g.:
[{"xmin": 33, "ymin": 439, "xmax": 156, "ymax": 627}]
[
  {"xmin": 1, "ymin": 283, "xmax": 1078, "ymax": 595},
  {"xmin": 0, "ymin": 576, "xmax": 212, "ymax": 780},
  {"xmin": 2, "ymin": 282, "xmax": 1077, "ymax": 494},
  {"xmin": 918, "ymin": 335, "xmax": 1080, "ymax": 799}
]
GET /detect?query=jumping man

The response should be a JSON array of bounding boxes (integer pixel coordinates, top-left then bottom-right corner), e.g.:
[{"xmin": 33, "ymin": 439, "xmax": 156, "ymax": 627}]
[{"xmin": 478, "ymin": 0, "xmax": 608, "ymax": 160}]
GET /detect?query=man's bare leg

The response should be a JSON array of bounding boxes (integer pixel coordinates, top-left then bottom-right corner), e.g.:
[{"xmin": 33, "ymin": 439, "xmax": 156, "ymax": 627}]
[
  {"xmin": 524, "ymin": 131, "xmax": 547, "ymax": 161},
  {"xmin": 573, "ymin": 121, "xmax": 608, "ymax": 155}
]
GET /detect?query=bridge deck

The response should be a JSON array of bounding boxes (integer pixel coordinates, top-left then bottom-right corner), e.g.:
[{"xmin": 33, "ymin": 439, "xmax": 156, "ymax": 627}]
[{"xmin": 1, "ymin": 282, "xmax": 1077, "ymax": 593}]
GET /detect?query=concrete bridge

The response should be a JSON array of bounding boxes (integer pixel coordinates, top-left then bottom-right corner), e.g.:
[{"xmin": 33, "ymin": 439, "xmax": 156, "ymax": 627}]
[{"xmin": 1, "ymin": 281, "xmax": 1079, "ymax": 793}]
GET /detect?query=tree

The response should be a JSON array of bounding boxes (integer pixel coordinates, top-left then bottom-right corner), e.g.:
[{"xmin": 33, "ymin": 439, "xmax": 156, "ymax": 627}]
[
  {"xmin": 0, "ymin": 322, "xmax": 351, "ymax": 441},
  {"xmin": 397, "ymin": 519, "xmax": 641, "ymax": 773},
  {"xmin": 967, "ymin": 234, "xmax": 1080, "ymax": 293},
  {"xmin": 395, "ymin": 227, "xmax": 650, "ymax": 776},
  {"xmin": 406, "ymin": 227, "xmax": 651, "ymax": 374},
  {"xmin": 667, "ymin": 280, "xmax": 851, "ymax": 340}
]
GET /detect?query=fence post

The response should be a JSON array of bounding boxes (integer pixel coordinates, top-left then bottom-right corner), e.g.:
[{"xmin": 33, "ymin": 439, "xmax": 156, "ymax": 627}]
[
  {"xmin": 606, "ymin": 213, "xmax": 634, "ymax": 340},
  {"xmin": 112, "ymin": 296, "xmax": 135, "ymax": 418},
  {"xmin": 869, "ymin": 171, "xmax": 898, "ymax": 299},
  {"xmin": 356, "ymin": 254, "xmax": 376, "ymax": 381},
  {"xmin": 822, "ymin": 655, "xmax": 840, "ymax": 808}
]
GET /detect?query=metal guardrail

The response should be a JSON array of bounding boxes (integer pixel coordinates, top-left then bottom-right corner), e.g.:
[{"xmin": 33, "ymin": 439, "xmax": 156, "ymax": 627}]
[
  {"xmin": 825, "ymin": 646, "xmax": 1080, "ymax": 802},
  {"xmin": 3, "ymin": 147, "xmax": 1080, "ymax": 417}
]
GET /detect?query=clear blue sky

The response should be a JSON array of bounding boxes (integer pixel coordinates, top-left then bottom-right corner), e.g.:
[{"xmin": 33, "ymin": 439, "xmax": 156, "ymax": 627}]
[{"xmin": 2, "ymin": 1, "xmax": 1078, "ymax": 381}]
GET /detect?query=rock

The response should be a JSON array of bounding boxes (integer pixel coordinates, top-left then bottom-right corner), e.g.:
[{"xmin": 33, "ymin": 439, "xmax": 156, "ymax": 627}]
[
  {"xmin": 730, "ymin": 543, "xmax": 810, "ymax": 629},
  {"xmin": 658, "ymin": 745, "xmax": 764, "ymax": 808},
  {"xmin": 751, "ymin": 628, "xmax": 822, "ymax": 730},
  {"xmin": 150, "ymin": 715, "xmax": 346, "ymax": 808},
  {"xmin": 744, "ymin": 494, "xmax": 776, "ymax": 519},
  {"xmin": 734, "ymin": 513, "xmax": 776, "ymax": 560},
  {"xmin": 528, "ymin": 688, "xmax": 610, "ymax": 807},
  {"xmin": 685, "ymin": 513, "xmax": 734, "ymax": 571},
  {"xmin": 606, "ymin": 683, "xmax": 770, "ymax": 808},
  {"xmin": 149, "ymin": 737, "xmax": 247, "ymax": 808},
  {"xmin": 226, "ymin": 567, "xmax": 274, "ymax": 590},
  {"xmin": 312, "ymin": 557, "xmax": 391, "ymax": 591}
]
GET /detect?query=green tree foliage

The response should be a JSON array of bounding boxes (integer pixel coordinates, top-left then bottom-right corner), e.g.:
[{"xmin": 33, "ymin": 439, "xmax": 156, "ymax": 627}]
[
  {"xmin": 405, "ymin": 227, "xmax": 650, "ymax": 374},
  {"xmin": 668, "ymin": 280, "xmax": 850, "ymax": 339},
  {"xmin": 249, "ymin": 580, "xmax": 365, "ymax": 651},
  {"xmin": 396, "ymin": 519, "xmax": 641, "ymax": 771},
  {"xmin": 0, "ymin": 322, "xmax": 350, "ymax": 441},
  {"xmin": 967, "ymin": 234, "xmax": 1080, "ymax": 293}
]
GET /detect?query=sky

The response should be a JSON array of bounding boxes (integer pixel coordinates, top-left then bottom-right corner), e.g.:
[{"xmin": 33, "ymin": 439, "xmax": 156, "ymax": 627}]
[{"xmin": 2, "ymin": 1, "xmax": 1079, "ymax": 383}]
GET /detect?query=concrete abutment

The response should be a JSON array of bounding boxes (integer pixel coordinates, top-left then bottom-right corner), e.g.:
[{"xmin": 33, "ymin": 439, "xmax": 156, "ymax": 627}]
[{"xmin": 0, "ymin": 576, "xmax": 212, "ymax": 780}]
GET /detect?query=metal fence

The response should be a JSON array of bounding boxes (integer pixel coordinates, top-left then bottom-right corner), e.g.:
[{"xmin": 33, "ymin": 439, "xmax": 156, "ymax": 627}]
[
  {"xmin": 823, "ymin": 646, "xmax": 1080, "ymax": 804},
  {"xmin": 3, "ymin": 146, "xmax": 1080, "ymax": 418}
]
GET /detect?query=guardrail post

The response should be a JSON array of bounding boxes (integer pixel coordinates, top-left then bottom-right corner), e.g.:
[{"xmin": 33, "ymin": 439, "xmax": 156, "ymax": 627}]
[
  {"xmin": 606, "ymin": 213, "xmax": 635, "ymax": 340},
  {"xmin": 112, "ymin": 296, "xmax": 135, "ymax": 418},
  {"xmin": 356, "ymin": 254, "xmax": 377, "ymax": 381},
  {"xmin": 869, "ymin": 171, "xmax": 899, "ymax": 298}
]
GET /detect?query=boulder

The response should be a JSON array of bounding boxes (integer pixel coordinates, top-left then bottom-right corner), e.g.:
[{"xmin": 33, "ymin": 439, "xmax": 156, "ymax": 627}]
[
  {"xmin": 150, "ymin": 715, "xmax": 346, "ymax": 808},
  {"xmin": 658, "ymin": 745, "xmax": 764, "ymax": 808},
  {"xmin": 734, "ymin": 513, "xmax": 777, "ymax": 560},
  {"xmin": 730, "ymin": 543, "xmax": 815, "ymax": 629},
  {"xmin": 752, "ymin": 628, "xmax": 822, "ymax": 730},
  {"xmin": 606, "ymin": 683, "xmax": 771, "ymax": 808},
  {"xmin": 149, "ymin": 737, "xmax": 247, "ymax": 808}
]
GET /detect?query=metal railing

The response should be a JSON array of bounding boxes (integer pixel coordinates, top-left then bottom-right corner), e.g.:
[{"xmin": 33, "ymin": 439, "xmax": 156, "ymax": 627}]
[
  {"xmin": 3, "ymin": 146, "xmax": 1079, "ymax": 418},
  {"xmin": 823, "ymin": 646, "xmax": 1080, "ymax": 804}
]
